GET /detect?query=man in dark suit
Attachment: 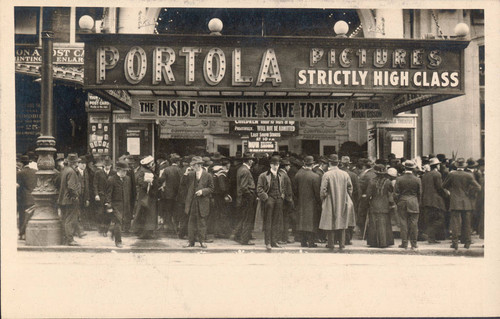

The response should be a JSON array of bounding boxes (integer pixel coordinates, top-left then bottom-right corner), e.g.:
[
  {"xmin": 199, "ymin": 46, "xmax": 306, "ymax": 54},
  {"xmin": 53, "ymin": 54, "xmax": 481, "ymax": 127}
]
[
  {"xmin": 158, "ymin": 154, "xmax": 182, "ymax": 234},
  {"xmin": 17, "ymin": 155, "xmax": 37, "ymax": 239},
  {"xmin": 233, "ymin": 152, "xmax": 257, "ymax": 245},
  {"xmin": 443, "ymin": 158, "xmax": 481, "ymax": 250},
  {"xmin": 422, "ymin": 157, "xmax": 448, "ymax": 243},
  {"xmin": 358, "ymin": 159, "xmax": 377, "ymax": 239},
  {"xmin": 57, "ymin": 154, "xmax": 82, "ymax": 246},
  {"xmin": 93, "ymin": 156, "xmax": 116, "ymax": 236},
  {"xmin": 294, "ymin": 156, "xmax": 322, "ymax": 247},
  {"xmin": 105, "ymin": 161, "xmax": 132, "ymax": 248},
  {"xmin": 257, "ymin": 156, "xmax": 293, "ymax": 250},
  {"xmin": 184, "ymin": 156, "xmax": 214, "ymax": 248},
  {"xmin": 395, "ymin": 160, "xmax": 422, "ymax": 250},
  {"xmin": 75, "ymin": 156, "xmax": 90, "ymax": 238}
]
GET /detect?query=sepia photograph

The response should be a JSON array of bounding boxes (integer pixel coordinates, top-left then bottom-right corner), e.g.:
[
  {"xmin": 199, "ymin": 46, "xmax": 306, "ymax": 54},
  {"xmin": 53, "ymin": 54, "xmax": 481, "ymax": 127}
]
[{"xmin": 2, "ymin": 1, "xmax": 499, "ymax": 318}]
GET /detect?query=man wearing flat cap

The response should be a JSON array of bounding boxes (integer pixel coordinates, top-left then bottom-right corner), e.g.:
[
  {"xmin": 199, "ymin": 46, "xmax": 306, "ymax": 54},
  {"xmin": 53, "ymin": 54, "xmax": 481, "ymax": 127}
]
[
  {"xmin": 257, "ymin": 156, "xmax": 293, "ymax": 250},
  {"xmin": 319, "ymin": 154, "xmax": 353, "ymax": 250},
  {"xmin": 57, "ymin": 153, "xmax": 82, "ymax": 246},
  {"xmin": 184, "ymin": 156, "xmax": 214, "ymax": 248},
  {"xmin": 443, "ymin": 158, "xmax": 481, "ymax": 250},
  {"xmin": 233, "ymin": 151, "xmax": 257, "ymax": 245},
  {"xmin": 394, "ymin": 160, "xmax": 422, "ymax": 250}
]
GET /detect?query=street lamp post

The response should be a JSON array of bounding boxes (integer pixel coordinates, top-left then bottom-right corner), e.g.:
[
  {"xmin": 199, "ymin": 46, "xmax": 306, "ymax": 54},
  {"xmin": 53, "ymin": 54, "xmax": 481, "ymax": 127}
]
[{"xmin": 25, "ymin": 31, "xmax": 62, "ymax": 246}]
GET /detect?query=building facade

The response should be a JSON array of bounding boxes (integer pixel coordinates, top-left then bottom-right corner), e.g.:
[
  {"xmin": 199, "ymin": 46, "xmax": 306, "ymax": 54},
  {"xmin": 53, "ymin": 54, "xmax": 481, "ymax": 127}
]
[{"xmin": 14, "ymin": 7, "xmax": 483, "ymax": 161}]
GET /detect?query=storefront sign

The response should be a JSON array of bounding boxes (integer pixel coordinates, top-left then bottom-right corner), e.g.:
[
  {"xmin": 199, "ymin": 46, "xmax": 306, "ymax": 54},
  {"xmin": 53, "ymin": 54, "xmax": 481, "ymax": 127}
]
[
  {"xmin": 230, "ymin": 120, "xmax": 298, "ymax": 139},
  {"xmin": 132, "ymin": 97, "xmax": 393, "ymax": 121},
  {"xmin": 82, "ymin": 34, "xmax": 467, "ymax": 95},
  {"xmin": 86, "ymin": 93, "xmax": 111, "ymax": 112},
  {"xmin": 15, "ymin": 44, "xmax": 84, "ymax": 65}
]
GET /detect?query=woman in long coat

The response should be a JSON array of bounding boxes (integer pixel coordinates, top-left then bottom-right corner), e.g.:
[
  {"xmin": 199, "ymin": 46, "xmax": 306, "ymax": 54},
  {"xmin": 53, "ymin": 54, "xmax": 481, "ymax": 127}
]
[
  {"xmin": 365, "ymin": 164, "xmax": 395, "ymax": 248},
  {"xmin": 132, "ymin": 156, "xmax": 158, "ymax": 239}
]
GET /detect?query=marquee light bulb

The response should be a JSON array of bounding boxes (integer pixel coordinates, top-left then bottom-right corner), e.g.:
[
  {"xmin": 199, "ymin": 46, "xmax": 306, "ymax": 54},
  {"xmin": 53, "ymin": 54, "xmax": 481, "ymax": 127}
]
[
  {"xmin": 79, "ymin": 15, "xmax": 94, "ymax": 31},
  {"xmin": 334, "ymin": 20, "xmax": 349, "ymax": 37}
]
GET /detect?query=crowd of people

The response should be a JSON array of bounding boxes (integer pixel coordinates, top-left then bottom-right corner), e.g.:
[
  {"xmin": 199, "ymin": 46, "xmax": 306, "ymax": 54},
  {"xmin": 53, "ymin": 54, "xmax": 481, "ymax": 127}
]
[{"xmin": 16, "ymin": 150, "xmax": 484, "ymax": 251}]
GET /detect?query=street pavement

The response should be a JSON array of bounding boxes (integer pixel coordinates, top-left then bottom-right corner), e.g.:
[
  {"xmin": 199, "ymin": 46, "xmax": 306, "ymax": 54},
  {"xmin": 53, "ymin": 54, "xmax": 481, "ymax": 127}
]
[
  {"xmin": 17, "ymin": 229, "xmax": 484, "ymax": 257},
  {"xmin": 3, "ymin": 250, "xmax": 497, "ymax": 318}
]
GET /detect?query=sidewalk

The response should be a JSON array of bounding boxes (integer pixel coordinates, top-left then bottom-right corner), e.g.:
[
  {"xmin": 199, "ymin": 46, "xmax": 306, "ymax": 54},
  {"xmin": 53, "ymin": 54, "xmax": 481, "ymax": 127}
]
[{"xmin": 18, "ymin": 230, "xmax": 484, "ymax": 257}]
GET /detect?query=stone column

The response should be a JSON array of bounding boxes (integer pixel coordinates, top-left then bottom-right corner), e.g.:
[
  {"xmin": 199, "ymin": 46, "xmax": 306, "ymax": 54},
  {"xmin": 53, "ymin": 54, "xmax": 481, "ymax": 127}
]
[{"xmin": 25, "ymin": 31, "xmax": 62, "ymax": 246}]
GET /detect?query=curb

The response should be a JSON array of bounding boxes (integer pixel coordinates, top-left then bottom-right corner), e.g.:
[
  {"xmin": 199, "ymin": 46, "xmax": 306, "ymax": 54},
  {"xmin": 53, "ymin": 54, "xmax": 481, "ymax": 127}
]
[{"xmin": 17, "ymin": 246, "xmax": 484, "ymax": 257}]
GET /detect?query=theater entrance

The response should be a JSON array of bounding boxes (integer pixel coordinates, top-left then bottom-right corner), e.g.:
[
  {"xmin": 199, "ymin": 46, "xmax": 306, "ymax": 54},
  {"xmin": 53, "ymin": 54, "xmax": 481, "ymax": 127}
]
[{"xmin": 158, "ymin": 138, "xmax": 207, "ymax": 156}]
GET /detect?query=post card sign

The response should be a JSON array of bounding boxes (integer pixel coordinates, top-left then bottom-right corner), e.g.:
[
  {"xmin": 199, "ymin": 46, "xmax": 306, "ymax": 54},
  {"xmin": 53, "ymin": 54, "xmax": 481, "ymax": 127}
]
[
  {"xmin": 82, "ymin": 34, "xmax": 467, "ymax": 95},
  {"xmin": 131, "ymin": 97, "xmax": 393, "ymax": 121}
]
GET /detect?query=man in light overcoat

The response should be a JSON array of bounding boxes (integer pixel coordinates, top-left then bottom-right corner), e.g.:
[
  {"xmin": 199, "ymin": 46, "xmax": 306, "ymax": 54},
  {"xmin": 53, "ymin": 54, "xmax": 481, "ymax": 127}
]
[{"xmin": 319, "ymin": 154, "xmax": 353, "ymax": 250}]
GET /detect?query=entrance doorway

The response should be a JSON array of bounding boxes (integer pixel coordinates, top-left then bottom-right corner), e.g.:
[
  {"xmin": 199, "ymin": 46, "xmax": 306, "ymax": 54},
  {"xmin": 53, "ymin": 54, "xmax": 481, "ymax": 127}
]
[
  {"xmin": 159, "ymin": 139, "xmax": 206, "ymax": 156},
  {"xmin": 301, "ymin": 140, "xmax": 319, "ymax": 156}
]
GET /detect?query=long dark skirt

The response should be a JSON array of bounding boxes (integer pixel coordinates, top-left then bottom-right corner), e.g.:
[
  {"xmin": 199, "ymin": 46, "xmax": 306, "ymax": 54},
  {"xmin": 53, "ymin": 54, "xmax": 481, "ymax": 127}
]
[{"xmin": 366, "ymin": 212, "xmax": 394, "ymax": 248}]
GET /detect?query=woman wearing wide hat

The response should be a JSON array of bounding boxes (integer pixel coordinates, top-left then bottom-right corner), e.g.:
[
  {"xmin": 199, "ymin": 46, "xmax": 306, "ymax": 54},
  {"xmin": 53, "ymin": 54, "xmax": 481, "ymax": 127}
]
[{"xmin": 365, "ymin": 164, "xmax": 395, "ymax": 248}]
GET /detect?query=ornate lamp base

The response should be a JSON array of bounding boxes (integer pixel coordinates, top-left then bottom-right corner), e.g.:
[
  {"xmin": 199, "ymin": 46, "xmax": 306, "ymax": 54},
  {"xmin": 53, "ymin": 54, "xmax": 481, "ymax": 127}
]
[{"xmin": 25, "ymin": 135, "xmax": 63, "ymax": 246}]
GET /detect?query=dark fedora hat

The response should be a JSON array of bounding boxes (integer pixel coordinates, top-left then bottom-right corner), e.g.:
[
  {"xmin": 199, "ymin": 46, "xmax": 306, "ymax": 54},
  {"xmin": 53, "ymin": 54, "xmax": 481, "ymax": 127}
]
[
  {"xmin": 281, "ymin": 159, "xmax": 291, "ymax": 166},
  {"xmin": 116, "ymin": 160, "xmax": 129, "ymax": 170},
  {"xmin": 242, "ymin": 151, "xmax": 255, "ymax": 160},
  {"xmin": 319, "ymin": 156, "xmax": 329, "ymax": 164},
  {"xmin": 466, "ymin": 158, "xmax": 478, "ymax": 168},
  {"xmin": 20, "ymin": 155, "xmax": 30, "ymax": 164},
  {"xmin": 327, "ymin": 154, "xmax": 339, "ymax": 164},
  {"xmin": 374, "ymin": 164, "xmax": 387, "ymax": 174},
  {"xmin": 303, "ymin": 156, "xmax": 315, "ymax": 165},
  {"xmin": 455, "ymin": 157, "xmax": 467, "ymax": 168},
  {"xmin": 67, "ymin": 153, "xmax": 79, "ymax": 164},
  {"xmin": 270, "ymin": 155, "xmax": 281, "ymax": 165},
  {"xmin": 78, "ymin": 156, "xmax": 88, "ymax": 164}
]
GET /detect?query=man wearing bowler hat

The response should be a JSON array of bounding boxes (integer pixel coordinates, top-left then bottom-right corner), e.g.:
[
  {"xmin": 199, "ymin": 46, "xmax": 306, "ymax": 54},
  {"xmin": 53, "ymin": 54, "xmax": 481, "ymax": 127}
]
[
  {"xmin": 394, "ymin": 160, "xmax": 422, "ymax": 250},
  {"xmin": 294, "ymin": 156, "xmax": 322, "ymax": 247},
  {"xmin": 319, "ymin": 154, "xmax": 353, "ymax": 250},
  {"xmin": 57, "ymin": 153, "xmax": 82, "ymax": 246},
  {"xmin": 257, "ymin": 156, "xmax": 293, "ymax": 250},
  {"xmin": 443, "ymin": 158, "xmax": 481, "ymax": 250},
  {"xmin": 233, "ymin": 151, "xmax": 257, "ymax": 245},
  {"xmin": 104, "ymin": 160, "xmax": 132, "ymax": 248},
  {"xmin": 183, "ymin": 156, "xmax": 214, "ymax": 248},
  {"xmin": 422, "ymin": 157, "xmax": 448, "ymax": 244}
]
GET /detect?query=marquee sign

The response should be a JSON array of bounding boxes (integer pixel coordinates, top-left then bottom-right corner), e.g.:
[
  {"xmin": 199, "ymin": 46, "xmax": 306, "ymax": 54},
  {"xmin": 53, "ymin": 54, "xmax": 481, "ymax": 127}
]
[
  {"xmin": 82, "ymin": 34, "xmax": 467, "ymax": 95},
  {"xmin": 131, "ymin": 97, "xmax": 393, "ymax": 121}
]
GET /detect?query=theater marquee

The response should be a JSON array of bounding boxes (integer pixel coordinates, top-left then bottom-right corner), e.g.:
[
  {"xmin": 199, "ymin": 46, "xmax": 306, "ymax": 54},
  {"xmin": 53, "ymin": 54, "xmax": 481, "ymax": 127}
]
[{"xmin": 82, "ymin": 34, "xmax": 467, "ymax": 95}]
